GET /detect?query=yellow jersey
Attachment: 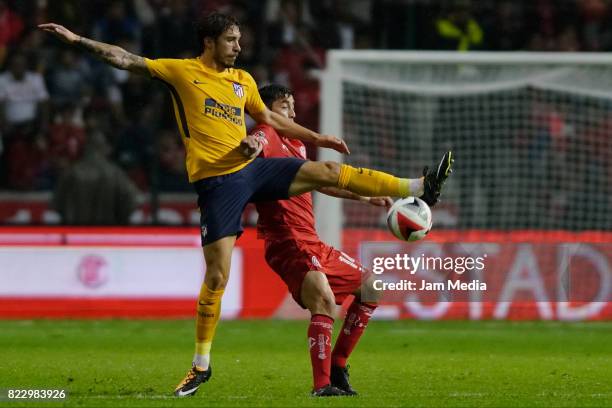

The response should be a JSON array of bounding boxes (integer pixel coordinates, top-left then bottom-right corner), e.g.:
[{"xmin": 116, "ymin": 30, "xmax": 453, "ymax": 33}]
[{"xmin": 144, "ymin": 57, "xmax": 266, "ymax": 181}]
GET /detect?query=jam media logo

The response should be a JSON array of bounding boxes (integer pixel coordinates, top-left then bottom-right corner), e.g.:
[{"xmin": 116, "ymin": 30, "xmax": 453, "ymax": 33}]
[
  {"xmin": 77, "ymin": 255, "xmax": 108, "ymax": 288},
  {"xmin": 232, "ymin": 82, "xmax": 244, "ymax": 98}
]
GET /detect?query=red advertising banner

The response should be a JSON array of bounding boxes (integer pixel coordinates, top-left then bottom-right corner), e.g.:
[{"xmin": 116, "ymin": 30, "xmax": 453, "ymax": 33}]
[{"xmin": 0, "ymin": 227, "xmax": 610, "ymax": 320}]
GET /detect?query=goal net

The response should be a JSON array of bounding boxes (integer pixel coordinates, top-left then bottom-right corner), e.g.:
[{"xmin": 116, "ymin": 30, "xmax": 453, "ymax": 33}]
[{"xmin": 316, "ymin": 51, "xmax": 612, "ymax": 249}]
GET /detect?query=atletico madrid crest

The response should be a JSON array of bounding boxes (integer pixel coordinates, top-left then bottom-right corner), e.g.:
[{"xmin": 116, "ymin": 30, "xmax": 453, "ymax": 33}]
[{"xmin": 232, "ymin": 82, "xmax": 244, "ymax": 98}]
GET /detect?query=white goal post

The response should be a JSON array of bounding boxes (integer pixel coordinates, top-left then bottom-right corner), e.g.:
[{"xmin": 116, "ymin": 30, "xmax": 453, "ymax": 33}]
[{"xmin": 316, "ymin": 51, "xmax": 612, "ymax": 248}]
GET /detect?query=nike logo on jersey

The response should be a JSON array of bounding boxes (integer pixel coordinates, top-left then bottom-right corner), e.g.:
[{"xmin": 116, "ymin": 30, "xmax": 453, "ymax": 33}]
[{"xmin": 193, "ymin": 79, "xmax": 206, "ymax": 85}]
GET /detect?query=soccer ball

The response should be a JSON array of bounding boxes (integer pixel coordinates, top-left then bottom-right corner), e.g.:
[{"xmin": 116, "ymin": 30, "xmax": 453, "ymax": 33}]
[{"xmin": 386, "ymin": 197, "xmax": 432, "ymax": 241}]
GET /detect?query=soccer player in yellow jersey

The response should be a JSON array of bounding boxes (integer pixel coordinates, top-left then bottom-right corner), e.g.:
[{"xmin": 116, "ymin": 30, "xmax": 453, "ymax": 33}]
[{"xmin": 40, "ymin": 13, "xmax": 453, "ymax": 397}]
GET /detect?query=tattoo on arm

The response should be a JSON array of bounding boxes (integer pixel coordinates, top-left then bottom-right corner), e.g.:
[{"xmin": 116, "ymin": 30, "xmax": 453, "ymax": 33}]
[{"xmin": 76, "ymin": 36, "xmax": 148, "ymax": 75}]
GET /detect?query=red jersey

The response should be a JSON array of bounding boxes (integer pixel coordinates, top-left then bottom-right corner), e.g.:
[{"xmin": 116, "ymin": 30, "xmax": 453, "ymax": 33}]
[{"xmin": 251, "ymin": 124, "xmax": 318, "ymax": 242}]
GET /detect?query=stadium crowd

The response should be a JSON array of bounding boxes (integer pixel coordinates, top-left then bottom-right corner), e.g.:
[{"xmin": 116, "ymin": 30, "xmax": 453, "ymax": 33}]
[{"xmin": 0, "ymin": 0, "xmax": 610, "ymax": 227}]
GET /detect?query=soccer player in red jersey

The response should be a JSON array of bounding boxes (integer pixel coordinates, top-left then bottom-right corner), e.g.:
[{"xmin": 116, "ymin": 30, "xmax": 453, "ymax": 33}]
[{"xmin": 250, "ymin": 85, "xmax": 393, "ymax": 396}]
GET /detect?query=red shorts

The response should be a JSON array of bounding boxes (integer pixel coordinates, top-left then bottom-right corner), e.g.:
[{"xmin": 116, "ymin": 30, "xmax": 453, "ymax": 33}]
[{"xmin": 264, "ymin": 239, "xmax": 368, "ymax": 308}]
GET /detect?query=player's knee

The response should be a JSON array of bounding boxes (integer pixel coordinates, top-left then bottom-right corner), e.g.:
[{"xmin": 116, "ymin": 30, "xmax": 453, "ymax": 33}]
[
  {"xmin": 356, "ymin": 276, "xmax": 380, "ymax": 304},
  {"xmin": 318, "ymin": 291, "xmax": 336, "ymax": 316},
  {"xmin": 302, "ymin": 271, "xmax": 336, "ymax": 315},
  {"xmin": 306, "ymin": 161, "xmax": 340, "ymax": 186},
  {"xmin": 311, "ymin": 285, "xmax": 336, "ymax": 316},
  {"xmin": 306, "ymin": 291, "xmax": 335, "ymax": 316},
  {"xmin": 321, "ymin": 161, "xmax": 341, "ymax": 185},
  {"xmin": 206, "ymin": 274, "xmax": 227, "ymax": 290},
  {"xmin": 204, "ymin": 261, "xmax": 230, "ymax": 290}
]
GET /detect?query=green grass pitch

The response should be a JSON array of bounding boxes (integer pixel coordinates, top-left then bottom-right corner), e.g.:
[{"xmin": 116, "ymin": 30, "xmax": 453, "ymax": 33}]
[{"xmin": 1, "ymin": 319, "xmax": 611, "ymax": 407}]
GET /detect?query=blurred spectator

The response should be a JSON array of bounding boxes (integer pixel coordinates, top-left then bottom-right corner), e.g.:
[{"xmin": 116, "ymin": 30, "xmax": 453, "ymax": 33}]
[
  {"xmin": 578, "ymin": 107, "xmax": 612, "ymax": 229},
  {"xmin": 488, "ymin": 1, "xmax": 528, "ymax": 50},
  {"xmin": 2, "ymin": 131, "xmax": 48, "ymax": 190},
  {"xmin": 85, "ymin": 55, "xmax": 127, "ymax": 127},
  {"xmin": 308, "ymin": 0, "xmax": 342, "ymax": 49},
  {"xmin": 526, "ymin": 0, "xmax": 580, "ymax": 51},
  {"xmin": 371, "ymin": 0, "xmax": 412, "ymax": 49},
  {"xmin": 157, "ymin": 0, "xmax": 196, "ymax": 57},
  {"xmin": 53, "ymin": 129, "xmax": 140, "ymax": 225},
  {"xmin": 557, "ymin": 26, "xmax": 581, "ymax": 51},
  {"xmin": 47, "ymin": 49, "xmax": 91, "ymax": 106},
  {"xmin": 47, "ymin": 102, "xmax": 86, "ymax": 176},
  {"xmin": 0, "ymin": 0, "xmax": 24, "ymax": 66},
  {"xmin": 272, "ymin": 25, "xmax": 324, "ymax": 131},
  {"xmin": 577, "ymin": 0, "xmax": 612, "ymax": 51},
  {"xmin": 19, "ymin": 29, "xmax": 54, "ymax": 74},
  {"xmin": 237, "ymin": 24, "xmax": 262, "ymax": 71},
  {"xmin": 92, "ymin": 0, "xmax": 141, "ymax": 48},
  {"xmin": 0, "ymin": 52, "xmax": 50, "ymax": 189},
  {"xmin": 114, "ymin": 104, "xmax": 156, "ymax": 190},
  {"xmin": 132, "ymin": 0, "xmax": 157, "ymax": 56},
  {"xmin": 0, "ymin": 53, "xmax": 49, "ymax": 133},
  {"xmin": 266, "ymin": 0, "xmax": 304, "ymax": 50},
  {"xmin": 45, "ymin": 0, "xmax": 88, "ymax": 34},
  {"xmin": 250, "ymin": 63, "xmax": 271, "ymax": 86},
  {"xmin": 195, "ymin": 0, "xmax": 237, "ymax": 17},
  {"xmin": 157, "ymin": 129, "xmax": 191, "ymax": 192},
  {"xmin": 309, "ymin": 0, "xmax": 362, "ymax": 49}
]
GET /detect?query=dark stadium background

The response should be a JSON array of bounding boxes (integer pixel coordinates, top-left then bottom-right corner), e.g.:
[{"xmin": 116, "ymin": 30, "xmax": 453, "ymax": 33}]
[
  {"xmin": 0, "ymin": 2, "xmax": 611, "ymax": 406},
  {"xmin": 0, "ymin": 0, "xmax": 609, "ymax": 218}
]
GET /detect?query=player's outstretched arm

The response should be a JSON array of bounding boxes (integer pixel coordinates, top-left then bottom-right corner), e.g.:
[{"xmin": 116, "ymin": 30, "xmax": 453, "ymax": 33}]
[
  {"xmin": 250, "ymin": 108, "xmax": 350, "ymax": 154},
  {"xmin": 317, "ymin": 187, "xmax": 393, "ymax": 208},
  {"xmin": 38, "ymin": 23, "xmax": 148, "ymax": 75}
]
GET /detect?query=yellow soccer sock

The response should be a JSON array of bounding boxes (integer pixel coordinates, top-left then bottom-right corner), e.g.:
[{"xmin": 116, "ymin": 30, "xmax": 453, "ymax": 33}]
[
  {"xmin": 193, "ymin": 283, "xmax": 225, "ymax": 369},
  {"xmin": 337, "ymin": 164, "xmax": 422, "ymax": 197}
]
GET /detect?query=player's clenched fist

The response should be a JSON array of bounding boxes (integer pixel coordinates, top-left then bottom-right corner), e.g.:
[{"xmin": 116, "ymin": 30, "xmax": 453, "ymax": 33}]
[{"xmin": 239, "ymin": 134, "xmax": 263, "ymax": 159}]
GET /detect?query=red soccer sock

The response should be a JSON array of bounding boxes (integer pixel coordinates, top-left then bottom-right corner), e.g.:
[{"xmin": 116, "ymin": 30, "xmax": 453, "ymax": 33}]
[
  {"xmin": 331, "ymin": 301, "xmax": 377, "ymax": 368},
  {"xmin": 307, "ymin": 314, "xmax": 334, "ymax": 390}
]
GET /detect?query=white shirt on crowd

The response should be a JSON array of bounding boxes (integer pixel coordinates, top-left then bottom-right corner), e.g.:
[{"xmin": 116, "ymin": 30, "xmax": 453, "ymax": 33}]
[{"xmin": 0, "ymin": 71, "xmax": 49, "ymax": 125}]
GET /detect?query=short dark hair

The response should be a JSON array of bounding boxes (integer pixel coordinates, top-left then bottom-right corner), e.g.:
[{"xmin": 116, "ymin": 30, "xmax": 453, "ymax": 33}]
[
  {"xmin": 259, "ymin": 84, "xmax": 294, "ymax": 109},
  {"xmin": 195, "ymin": 12, "xmax": 239, "ymax": 49}
]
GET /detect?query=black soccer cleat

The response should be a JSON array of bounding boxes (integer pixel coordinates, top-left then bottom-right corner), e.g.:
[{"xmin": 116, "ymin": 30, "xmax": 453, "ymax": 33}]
[
  {"xmin": 174, "ymin": 364, "xmax": 212, "ymax": 397},
  {"xmin": 331, "ymin": 365, "xmax": 358, "ymax": 395},
  {"xmin": 311, "ymin": 384, "xmax": 349, "ymax": 397},
  {"xmin": 421, "ymin": 150, "xmax": 454, "ymax": 207}
]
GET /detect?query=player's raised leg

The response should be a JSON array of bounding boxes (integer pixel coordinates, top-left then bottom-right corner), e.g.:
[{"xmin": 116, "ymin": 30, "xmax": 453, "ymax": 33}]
[
  {"xmin": 288, "ymin": 151, "xmax": 453, "ymax": 206},
  {"xmin": 288, "ymin": 161, "xmax": 421, "ymax": 199},
  {"xmin": 301, "ymin": 271, "xmax": 348, "ymax": 397},
  {"xmin": 174, "ymin": 235, "xmax": 236, "ymax": 397}
]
